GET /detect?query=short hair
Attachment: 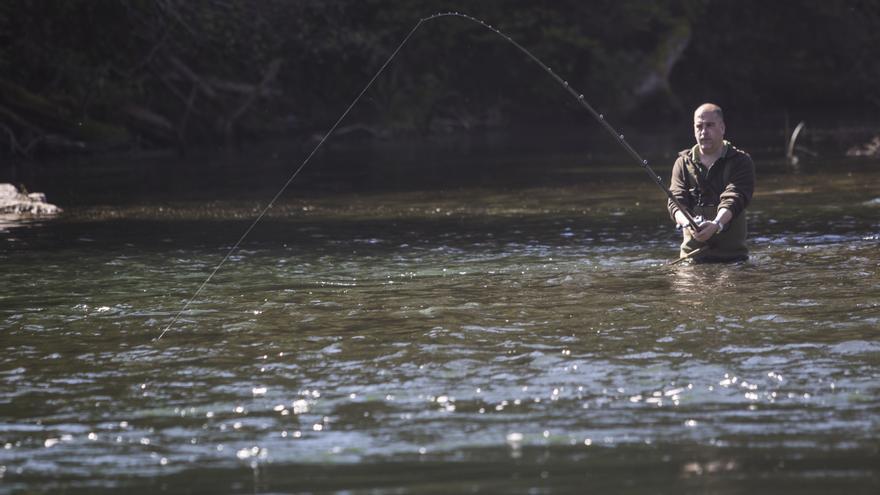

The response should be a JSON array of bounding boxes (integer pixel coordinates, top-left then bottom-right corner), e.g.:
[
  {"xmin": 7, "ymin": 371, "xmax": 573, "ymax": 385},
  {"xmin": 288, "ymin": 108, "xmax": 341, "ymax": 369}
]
[{"xmin": 695, "ymin": 103, "xmax": 724, "ymax": 122}]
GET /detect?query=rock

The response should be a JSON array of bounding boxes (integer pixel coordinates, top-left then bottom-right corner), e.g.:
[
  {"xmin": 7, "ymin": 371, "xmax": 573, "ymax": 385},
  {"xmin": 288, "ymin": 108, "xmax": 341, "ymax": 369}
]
[
  {"xmin": 0, "ymin": 184, "xmax": 17, "ymax": 197},
  {"xmin": 846, "ymin": 135, "xmax": 880, "ymax": 157},
  {"xmin": 0, "ymin": 183, "xmax": 61, "ymax": 215}
]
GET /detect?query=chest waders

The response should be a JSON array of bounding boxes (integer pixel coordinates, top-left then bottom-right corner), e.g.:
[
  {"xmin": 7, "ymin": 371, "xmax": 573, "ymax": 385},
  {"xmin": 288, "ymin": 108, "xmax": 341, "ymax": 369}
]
[{"xmin": 681, "ymin": 158, "xmax": 749, "ymax": 262}]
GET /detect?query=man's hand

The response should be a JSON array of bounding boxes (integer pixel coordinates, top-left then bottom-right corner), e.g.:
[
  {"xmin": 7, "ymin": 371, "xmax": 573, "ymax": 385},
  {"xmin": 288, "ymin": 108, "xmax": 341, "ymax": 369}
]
[
  {"xmin": 692, "ymin": 219, "xmax": 721, "ymax": 242},
  {"xmin": 674, "ymin": 210, "xmax": 693, "ymax": 230}
]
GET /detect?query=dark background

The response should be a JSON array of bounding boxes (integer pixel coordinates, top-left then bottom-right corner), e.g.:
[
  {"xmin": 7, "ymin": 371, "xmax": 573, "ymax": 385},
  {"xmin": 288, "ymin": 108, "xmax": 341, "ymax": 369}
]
[{"xmin": 1, "ymin": 0, "xmax": 878, "ymax": 163}]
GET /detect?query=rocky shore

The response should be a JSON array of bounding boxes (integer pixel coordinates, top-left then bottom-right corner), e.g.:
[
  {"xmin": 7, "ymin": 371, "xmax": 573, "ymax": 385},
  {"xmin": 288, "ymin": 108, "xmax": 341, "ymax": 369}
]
[{"xmin": 0, "ymin": 183, "xmax": 61, "ymax": 215}]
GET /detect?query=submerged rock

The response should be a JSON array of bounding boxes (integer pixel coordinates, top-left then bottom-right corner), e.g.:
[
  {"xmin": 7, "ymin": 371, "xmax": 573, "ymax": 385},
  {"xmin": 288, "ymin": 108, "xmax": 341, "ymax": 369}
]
[{"xmin": 0, "ymin": 183, "xmax": 61, "ymax": 215}]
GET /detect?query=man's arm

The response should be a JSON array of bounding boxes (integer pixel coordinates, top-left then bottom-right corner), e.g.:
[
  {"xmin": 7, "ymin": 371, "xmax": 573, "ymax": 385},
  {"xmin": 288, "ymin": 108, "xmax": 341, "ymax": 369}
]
[
  {"xmin": 718, "ymin": 153, "xmax": 756, "ymax": 218},
  {"xmin": 692, "ymin": 153, "xmax": 754, "ymax": 242},
  {"xmin": 667, "ymin": 157, "xmax": 692, "ymax": 225}
]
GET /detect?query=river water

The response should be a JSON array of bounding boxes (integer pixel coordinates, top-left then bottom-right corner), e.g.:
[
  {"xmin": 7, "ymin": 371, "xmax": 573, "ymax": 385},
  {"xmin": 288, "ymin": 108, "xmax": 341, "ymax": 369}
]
[{"xmin": 1, "ymin": 137, "xmax": 879, "ymax": 493}]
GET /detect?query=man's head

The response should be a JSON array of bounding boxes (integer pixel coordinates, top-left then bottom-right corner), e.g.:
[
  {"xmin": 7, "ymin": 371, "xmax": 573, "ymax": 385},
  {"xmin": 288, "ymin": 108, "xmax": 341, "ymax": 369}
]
[{"xmin": 693, "ymin": 103, "xmax": 726, "ymax": 157}]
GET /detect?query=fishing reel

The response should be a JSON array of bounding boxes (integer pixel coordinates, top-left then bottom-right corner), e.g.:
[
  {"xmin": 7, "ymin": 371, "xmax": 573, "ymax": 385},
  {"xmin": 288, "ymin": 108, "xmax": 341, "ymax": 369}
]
[{"xmin": 676, "ymin": 215, "xmax": 704, "ymax": 231}]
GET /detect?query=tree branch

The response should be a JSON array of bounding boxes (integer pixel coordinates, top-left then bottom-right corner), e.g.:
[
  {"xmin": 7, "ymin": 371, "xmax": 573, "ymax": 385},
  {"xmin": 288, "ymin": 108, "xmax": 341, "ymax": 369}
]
[{"xmin": 223, "ymin": 58, "xmax": 283, "ymax": 140}]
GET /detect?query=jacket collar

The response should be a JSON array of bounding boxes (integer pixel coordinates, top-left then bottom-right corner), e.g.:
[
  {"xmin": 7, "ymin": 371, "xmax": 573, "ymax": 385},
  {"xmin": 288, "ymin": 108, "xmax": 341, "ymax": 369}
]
[{"xmin": 682, "ymin": 140, "xmax": 732, "ymax": 163}]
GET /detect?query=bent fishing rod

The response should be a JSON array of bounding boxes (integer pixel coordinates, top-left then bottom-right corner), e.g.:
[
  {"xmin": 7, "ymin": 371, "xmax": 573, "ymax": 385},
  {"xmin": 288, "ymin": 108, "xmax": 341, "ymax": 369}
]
[
  {"xmin": 157, "ymin": 12, "xmax": 700, "ymax": 340},
  {"xmin": 415, "ymin": 13, "xmax": 701, "ymax": 231}
]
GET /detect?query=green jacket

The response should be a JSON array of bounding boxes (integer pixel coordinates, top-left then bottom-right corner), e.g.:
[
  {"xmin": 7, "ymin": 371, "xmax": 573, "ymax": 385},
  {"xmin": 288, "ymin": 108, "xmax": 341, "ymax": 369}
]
[
  {"xmin": 667, "ymin": 141, "xmax": 755, "ymax": 220},
  {"xmin": 667, "ymin": 141, "xmax": 756, "ymax": 261}
]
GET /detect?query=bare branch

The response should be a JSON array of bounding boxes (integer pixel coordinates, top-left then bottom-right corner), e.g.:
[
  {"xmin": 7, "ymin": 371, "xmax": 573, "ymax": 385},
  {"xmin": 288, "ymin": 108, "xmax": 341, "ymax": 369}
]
[
  {"xmin": 223, "ymin": 58, "xmax": 283, "ymax": 139},
  {"xmin": 168, "ymin": 56, "xmax": 218, "ymax": 99}
]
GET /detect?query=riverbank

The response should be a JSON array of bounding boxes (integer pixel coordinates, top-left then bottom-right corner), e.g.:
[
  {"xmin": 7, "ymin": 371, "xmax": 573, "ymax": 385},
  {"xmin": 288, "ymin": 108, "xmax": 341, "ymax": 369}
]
[{"xmin": 3, "ymin": 116, "xmax": 878, "ymax": 209}]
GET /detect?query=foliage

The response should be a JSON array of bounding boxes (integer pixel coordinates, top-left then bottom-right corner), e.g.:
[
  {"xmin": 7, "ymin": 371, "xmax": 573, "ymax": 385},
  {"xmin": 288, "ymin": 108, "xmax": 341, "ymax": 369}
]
[
  {"xmin": 0, "ymin": 0, "xmax": 877, "ymax": 156},
  {"xmin": 671, "ymin": 0, "xmax": 880, "ymax": 120}
]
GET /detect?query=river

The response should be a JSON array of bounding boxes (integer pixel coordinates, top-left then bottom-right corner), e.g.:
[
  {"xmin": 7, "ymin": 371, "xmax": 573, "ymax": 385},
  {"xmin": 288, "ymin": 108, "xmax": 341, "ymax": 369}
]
[{"xmin": 1, "ymin": 134, "xmax": 878, "ymax": 493}]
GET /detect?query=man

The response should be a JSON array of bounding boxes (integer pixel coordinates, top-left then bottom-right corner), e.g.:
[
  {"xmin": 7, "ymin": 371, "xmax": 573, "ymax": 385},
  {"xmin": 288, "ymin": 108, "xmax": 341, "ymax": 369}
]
[{"xmin": 668, "ymin": 103, "xmax": 755, "ymax": 262}]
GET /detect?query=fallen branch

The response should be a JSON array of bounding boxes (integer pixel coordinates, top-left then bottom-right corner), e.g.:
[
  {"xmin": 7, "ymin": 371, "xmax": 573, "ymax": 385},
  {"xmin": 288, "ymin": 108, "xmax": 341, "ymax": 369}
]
[
  {"xmin": 128, "ymin": 30, "xmax": 170, "ymax": 77},
  {"xmin": 178, "ymin": 84, "xmax": 198, "ymax": 143},
  {"xmin": 124, "ymin": 104, "xmax": 175, "ymax": 133},
  {"xmin": 168, "ymin": 56, "xmax": 217, "ymax": 99},
  {"xmin": 223, "ymin": 58, "xmax": 283, "ymax": 140},
  {"xmin": 0, "ymin": 104, "xmax": 44, "ymax": 157},
  {"xmin": 204, "ymin": 76, "xmax": 282, "ymax": 97},
  {"xmin": 0, "ymin": 122, "xmax": 25, "ymax": 156}
]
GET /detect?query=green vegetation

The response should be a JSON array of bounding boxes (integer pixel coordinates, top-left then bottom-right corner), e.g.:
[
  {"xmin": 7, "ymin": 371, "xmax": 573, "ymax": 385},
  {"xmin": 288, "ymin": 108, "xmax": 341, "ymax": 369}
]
[{"xmin": 0, "ymin": 1, "xmax": 877, "ymax": 156}]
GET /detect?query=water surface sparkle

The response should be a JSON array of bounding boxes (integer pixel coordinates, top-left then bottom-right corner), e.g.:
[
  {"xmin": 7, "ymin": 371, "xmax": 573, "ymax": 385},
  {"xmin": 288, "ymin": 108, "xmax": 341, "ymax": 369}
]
[{"xmin": 1, "ymin": 165, "xmax": 879, "ymax": 492}]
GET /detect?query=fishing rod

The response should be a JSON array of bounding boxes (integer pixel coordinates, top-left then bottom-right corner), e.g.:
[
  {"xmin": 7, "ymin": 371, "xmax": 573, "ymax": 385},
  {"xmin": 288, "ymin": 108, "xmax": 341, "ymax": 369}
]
[
  {"xmin": 668, "ymin": 245, "xmax": 707, "ymax": 266},
  {"xmin": 157, "ymin": 12, "xmax": 700, "ymax": 339},
  {"xmin": 417, "ymin": 13, "xmax": 701, "ymax": 231}
]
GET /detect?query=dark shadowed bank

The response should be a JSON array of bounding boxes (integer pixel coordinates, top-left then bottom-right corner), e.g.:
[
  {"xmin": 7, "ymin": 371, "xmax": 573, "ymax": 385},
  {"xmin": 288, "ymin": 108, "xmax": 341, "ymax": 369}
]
[
  {"xmin": 6, "ymin": 443, "xmax": 878, "ymax": 494},
  {"xmin": 0, "ymin": 0, "xmax": 878, "ymax": 166}
]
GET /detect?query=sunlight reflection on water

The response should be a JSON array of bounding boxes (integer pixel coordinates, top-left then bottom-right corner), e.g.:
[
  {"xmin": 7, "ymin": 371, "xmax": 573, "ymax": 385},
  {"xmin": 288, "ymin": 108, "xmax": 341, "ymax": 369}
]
[{"xmin": 1, "ymin": 164, "xmax": 878, "ymax": 492}]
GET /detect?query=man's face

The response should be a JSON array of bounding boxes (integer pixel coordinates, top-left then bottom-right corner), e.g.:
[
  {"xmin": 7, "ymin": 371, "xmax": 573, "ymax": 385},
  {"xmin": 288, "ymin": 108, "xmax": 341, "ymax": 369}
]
[{"xmin": 693, "ymin": 110, "xmax": 725, "ymax": 156}]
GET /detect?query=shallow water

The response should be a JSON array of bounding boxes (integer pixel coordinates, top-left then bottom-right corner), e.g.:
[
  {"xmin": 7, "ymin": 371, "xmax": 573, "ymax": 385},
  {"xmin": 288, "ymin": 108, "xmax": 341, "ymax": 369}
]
[{"xmin": 1, "ymin": 145, "xmax": 879, "ymax": 493}]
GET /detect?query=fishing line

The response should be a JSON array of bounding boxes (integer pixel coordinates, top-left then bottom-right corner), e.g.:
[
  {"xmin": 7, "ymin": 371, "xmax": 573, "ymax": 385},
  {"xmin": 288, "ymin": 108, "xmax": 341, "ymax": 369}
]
[
  {"xmin": 157, "ymin": 11, "xmax": 697, "ymax": 340},
  {"xmin": 156, "ymin": 17, "xmax": 423, "ymax": 340}
]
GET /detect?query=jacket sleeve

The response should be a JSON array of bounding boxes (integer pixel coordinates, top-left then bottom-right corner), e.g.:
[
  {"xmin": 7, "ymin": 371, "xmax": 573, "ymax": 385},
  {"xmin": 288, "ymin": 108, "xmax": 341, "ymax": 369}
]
[
  {"xmin": 718, "ymin": 153, "xmax": 755, "ymax": 218},
  {"xmin": 667, "ymin": 156, "xmax": 692, "ymax": 221}
]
